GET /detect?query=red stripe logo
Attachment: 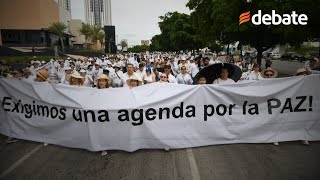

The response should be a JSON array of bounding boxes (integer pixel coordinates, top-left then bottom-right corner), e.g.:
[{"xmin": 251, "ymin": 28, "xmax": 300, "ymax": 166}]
[{"xmin": 239, "ymin": 11, "xmax": 251, "ymax": 25}]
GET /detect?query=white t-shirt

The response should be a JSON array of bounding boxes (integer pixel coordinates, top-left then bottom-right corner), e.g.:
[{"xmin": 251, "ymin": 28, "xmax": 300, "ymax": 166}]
[
  {"xmin": 248, "ymin": 71, "xmax": 263, "ymax": 80},
  {"xmin": 176, "ymin": 73, "xmax": 193, "ymax": 85},
  {"xmin": 190, "ymin": 63, "xmax": 199, "ymax": 78},
  {"xmin": 136, "ymin": 69, "xmax": 146, "ymax": 79},
  {"xmin": 111, "ymin": 70, "xmax": 123, "ymax": 86},
  {"xmin": 168, "ymin": 74, "xmax": 177, "ymax": 84},
  {"xmin": 83, "ymin": 75, "xmax": 93, "ymax": 87},
  {"xmin": 212, "ymin": 78, "xmax": 235, "ymax": 85}
]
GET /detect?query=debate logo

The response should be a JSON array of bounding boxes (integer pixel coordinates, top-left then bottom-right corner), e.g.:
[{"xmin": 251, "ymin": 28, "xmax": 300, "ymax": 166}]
[
  {"xmin": 239, "ymin": 10, "xmax": 308, "ymax": 25},
  {"xmin": 239, "ymin": 11, "xmax": 251, "ymax": 25}
]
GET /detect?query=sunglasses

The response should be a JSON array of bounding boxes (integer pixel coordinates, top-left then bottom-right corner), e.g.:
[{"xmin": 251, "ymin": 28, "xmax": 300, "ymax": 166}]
[
  {"xmin": 160, "ymin": 76, "xmax": 167, "ymax": 78},
  {"xmin": 265, "ymin": 73, "xmax": 274, "ymax": 76}
]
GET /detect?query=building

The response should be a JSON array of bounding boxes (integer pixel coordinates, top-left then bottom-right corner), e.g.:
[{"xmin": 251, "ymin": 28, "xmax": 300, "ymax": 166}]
[
  {"xmin": 0, "ymin": 0, "xmax": 72, "ymax": 47},
  {"xmin": 141, "ymin": 40, "xmax": 150, "ymax": 46},
  {"xmin": 70, "ymin": 20, "xmax": 86, "ymax": 48},
  {"xmin": 84, "ymin": 0, "xmax": 112, "ymax": 27}
]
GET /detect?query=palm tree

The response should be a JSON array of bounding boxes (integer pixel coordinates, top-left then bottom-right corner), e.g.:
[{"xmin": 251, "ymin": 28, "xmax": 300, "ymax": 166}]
[
  {"xmin": 89, "ymin": 25, "xmax": 103, "ymax": 50},
  {"xmin": 78, "ymin": 23, "xmax": 91, "ymax": 48},
  {"xmin": 48, "ymin": 22, "xmax": 68, "ymax": 52},
  {"xmin": 120, "ymin": 40, "xmax": 128, "ymax": 51},
  {"xmin": 97, "ymin": 31, "xmax": 105, "ymax": 51}
]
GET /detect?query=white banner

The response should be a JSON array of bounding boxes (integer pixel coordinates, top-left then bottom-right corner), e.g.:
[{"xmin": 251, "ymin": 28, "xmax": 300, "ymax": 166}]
[{"xmin": 0, "ymin": 75, "xmax": 320, "ymax": 152}]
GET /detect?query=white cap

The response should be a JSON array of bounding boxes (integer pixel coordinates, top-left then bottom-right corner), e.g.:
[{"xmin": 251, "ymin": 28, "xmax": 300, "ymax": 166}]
[
  {"xmin": 80, "ymin": 69, "xmax": 86, "ymax": 73},
  {"xmin": 33, "ymin": 60, "xmax": 41, "ymax": 64},
  {"xmin": 64, "ymin": 67, "xmax": 72, "ymax": 71},
  {"xmin": 180, "ymin": 56, "xmax": 187, "ymax": 61},
  {"xmin": 41, "ymin": 61, "xmax": 46, "ymax": 64},
  {"xmin": 67, "ymin": 57, "xmax": 71, "ymax": 60},
  {"xmin": 95, "ymin": 62, "xmax": 100, "ymax": 66}
]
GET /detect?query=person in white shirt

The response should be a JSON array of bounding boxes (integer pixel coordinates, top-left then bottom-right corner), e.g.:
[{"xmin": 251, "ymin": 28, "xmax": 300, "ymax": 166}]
[
  {"xmin": 93, "ymin": 62, "xmax": 104, "ymax": 86},
  {"xmin": 121, "ymin": 63, "xmax": 142, "ymax": 87},
  {"xmin": 143, "ymin": 68, "xmax": 155, "ymax": 84},
  {"xmin": 189, "ymin": 58, "xmax": 199, "ymax": 78},
  {"xmin": 60, "ymin": 67, "xmax": 72, "ymax": 85},
  {"xmin": 136, "ymin": 63, "xmax": 146, "ymax": 79},
  {"xmin": 176, "ymin": 66, "xmax": 193, "ymax": 85},
  {"xmin": 213, "ymin": 68, "xmax": 236, "ymax": 85},
  {"xmin": 248, "ymin": 64, "xmax": 263, "ymax": 80},
  {"xmin": 164, "ymin": 64, "xmax": 177, "ymax": 84},
  {"xmin": 80, "ymin": 69, "xmax": 93, "ymax": 87},
  {"xmin": 177, "ymin": 56, "xmax": 190, "ymax": 74},
  {"xmin": 111, "ymin": 63, "xmax": 123, "ymax": 87}
]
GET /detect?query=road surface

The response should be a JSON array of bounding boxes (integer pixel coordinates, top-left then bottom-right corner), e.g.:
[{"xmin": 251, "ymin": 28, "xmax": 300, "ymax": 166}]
[
  {"xmin": 1, "ymin": 134, "xmax": 319, "ymax": 180},
  {"xmin": 261, "ymin": 59, "xmax": 304, "ymax": 75}
]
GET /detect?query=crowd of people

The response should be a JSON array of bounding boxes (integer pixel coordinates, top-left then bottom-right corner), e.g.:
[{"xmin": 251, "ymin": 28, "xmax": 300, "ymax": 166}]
[
  {"xmin": 2, "ymin": 52, "xmax": 319, "ymax": 88},
  {"xmin": 1, "ymin": 52, "xmax": 319, "ymax": 154}
]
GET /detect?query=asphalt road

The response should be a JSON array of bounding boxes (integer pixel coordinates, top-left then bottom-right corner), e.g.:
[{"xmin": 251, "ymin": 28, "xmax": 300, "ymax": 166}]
[
  {"xmin": 261, "ymin": 58, "xmax": 304, "ymax": 76},
  {"xmin": 1, "ymin": 134, "xmax": 320, "ymax": 180}
]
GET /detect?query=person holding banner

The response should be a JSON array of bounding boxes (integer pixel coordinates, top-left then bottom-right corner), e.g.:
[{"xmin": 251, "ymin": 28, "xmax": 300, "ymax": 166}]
[
  {"xmin": 198, "ymin": 76, "xmax": 207, "ymax": 85},
  {"xmin": 248, "ymin": 64, "xmax": 263, "ymax": 80},
  {"xmin": 212, "ymin": 68, "xmax": 236, "ymax": 85},
  {"xmin": 159, "ymin": 73, "xmax": 169, "ymax": 83},
  {"xmin": 34, "ymin": 69, "xmax": 49, "ymax": 82},
  {"xmin": 96, "ymin": 74, "xmax": 111, "ymax": 89},
  {"xmin": 69, "ymin": 72, "xmax": 84, "ymax": 87},
  {"xmin": 126, "ymin": 75, "xmax": 142, "ymax": 88}
]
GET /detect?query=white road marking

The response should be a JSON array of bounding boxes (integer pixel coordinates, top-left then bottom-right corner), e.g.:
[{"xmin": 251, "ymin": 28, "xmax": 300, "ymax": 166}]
[
  {"xmin": 186, "ymin": 148, "xmax": 201, "ymax": 180},
  {"xmin": 0, "ymin": 144, "xmax": 43, "ymax": 178}
]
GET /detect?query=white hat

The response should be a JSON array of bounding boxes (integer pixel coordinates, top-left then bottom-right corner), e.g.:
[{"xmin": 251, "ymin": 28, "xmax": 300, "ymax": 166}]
[
  {"xmin": 107, "ymin": 62, "xmax": 112, "ymax": 65},
  {"xmin": 71, "ymin": 72, "xmax": 84, "ymax": 79},
  {"xmin": 33, "ymin": 56, "xmax": 37, "ymax": 59},
  {"xmin": 41, "ymin": 61, "xmax": 46, "ymax": 64},
  {"xmin": 113, "ymin": 63, "xmax": 121, "ymax": 68},
  {"xmin": 67, "ymin": 57, "xmax": 71, "ymax": 60},
  {"xmin": 80, "ymin": 69, "xmax": 86, "ymax": 73},
  {"xmin": 95, "ymin": 62, "xmax": 100, "ymax": 66},
  {"xmin": 33, "ymin": 60, "xmax": 41, "ymax": 64}
]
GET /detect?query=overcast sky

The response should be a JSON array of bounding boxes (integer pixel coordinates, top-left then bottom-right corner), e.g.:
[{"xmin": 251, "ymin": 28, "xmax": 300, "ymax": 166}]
[{"xmin": 70, "ymin": 0, "xmax": 190, "ymax": 46}]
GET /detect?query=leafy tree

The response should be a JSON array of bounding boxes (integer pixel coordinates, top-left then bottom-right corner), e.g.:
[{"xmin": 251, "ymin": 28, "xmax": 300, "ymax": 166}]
[
  {"xmin": 48, "ymin": 22, "xmax": 68, "ymax": 52},
  {"xmin": 151, "ymin": 12, "xmax": 203, "ymax": 52},
  {"xmin": 120, "ymin": 40, "xmax": 128, "ymax": 51},
  {"xmin": 78, "ymin": 23, "xmax": 92, "ymax": 48},
  {"xmin": 128, "ymin": 45, "xmax": 149, "ymax": 53},
  {"xmin": 89, "ymin": 25, "xmax": 104, "ymax": 50},
  {"xmin": 97, "ymin": 31, "xmax": 105, "ymax": 50}
]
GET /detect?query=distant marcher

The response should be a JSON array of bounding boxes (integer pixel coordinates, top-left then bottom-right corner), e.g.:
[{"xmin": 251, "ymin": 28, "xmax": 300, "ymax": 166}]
[
  {"xmin": 295, "ymin": 68, "xmax": 311, "ymax": 76},
  {"xmin": 249, "ymin": 64, "xmax": 263, "ymax": 80},
  {"xmin": 176, "ymin": 66, "xmax": 193, "ymax": 85},
  {"xmin": 80, "ymin": 69, "xmax": 93, "ymax": 87}
]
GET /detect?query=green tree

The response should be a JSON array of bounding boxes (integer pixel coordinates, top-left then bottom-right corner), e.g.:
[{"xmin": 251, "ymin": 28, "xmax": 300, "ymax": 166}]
[
  {"xmin": 48, "ymin": 22, "xmax": 68, "ymax": 52},
  {"xmin": 128, "ymin": 45, "xmax": 149, "ymax": 53},
  {"xmin": 151, "ymin": 12, "xmax": 203, "ymax": 52},
  {"xmin": 78, "ymin": 23, "xmax": 92, "ymax": 48},
  {"xmin": 97, "ymin": 31, "xmax": 105, "ymax": 51},
  {"xmin": 120, "ymin": 40, "xmax": 128, "ymax": 51},
  {"xmin": 89, "ymin": 25, "xmax": 104, "ymax": 50}
]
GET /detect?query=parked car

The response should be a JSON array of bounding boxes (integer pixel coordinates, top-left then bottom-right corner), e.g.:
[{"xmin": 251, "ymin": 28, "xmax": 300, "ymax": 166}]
[
  {"xmin": 271, "ymin": 53, "xmax": 281, "ymax": 59},
  {"xmin": 281, "ymin": 52, "xmax": 302, "ymax": 61}
]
